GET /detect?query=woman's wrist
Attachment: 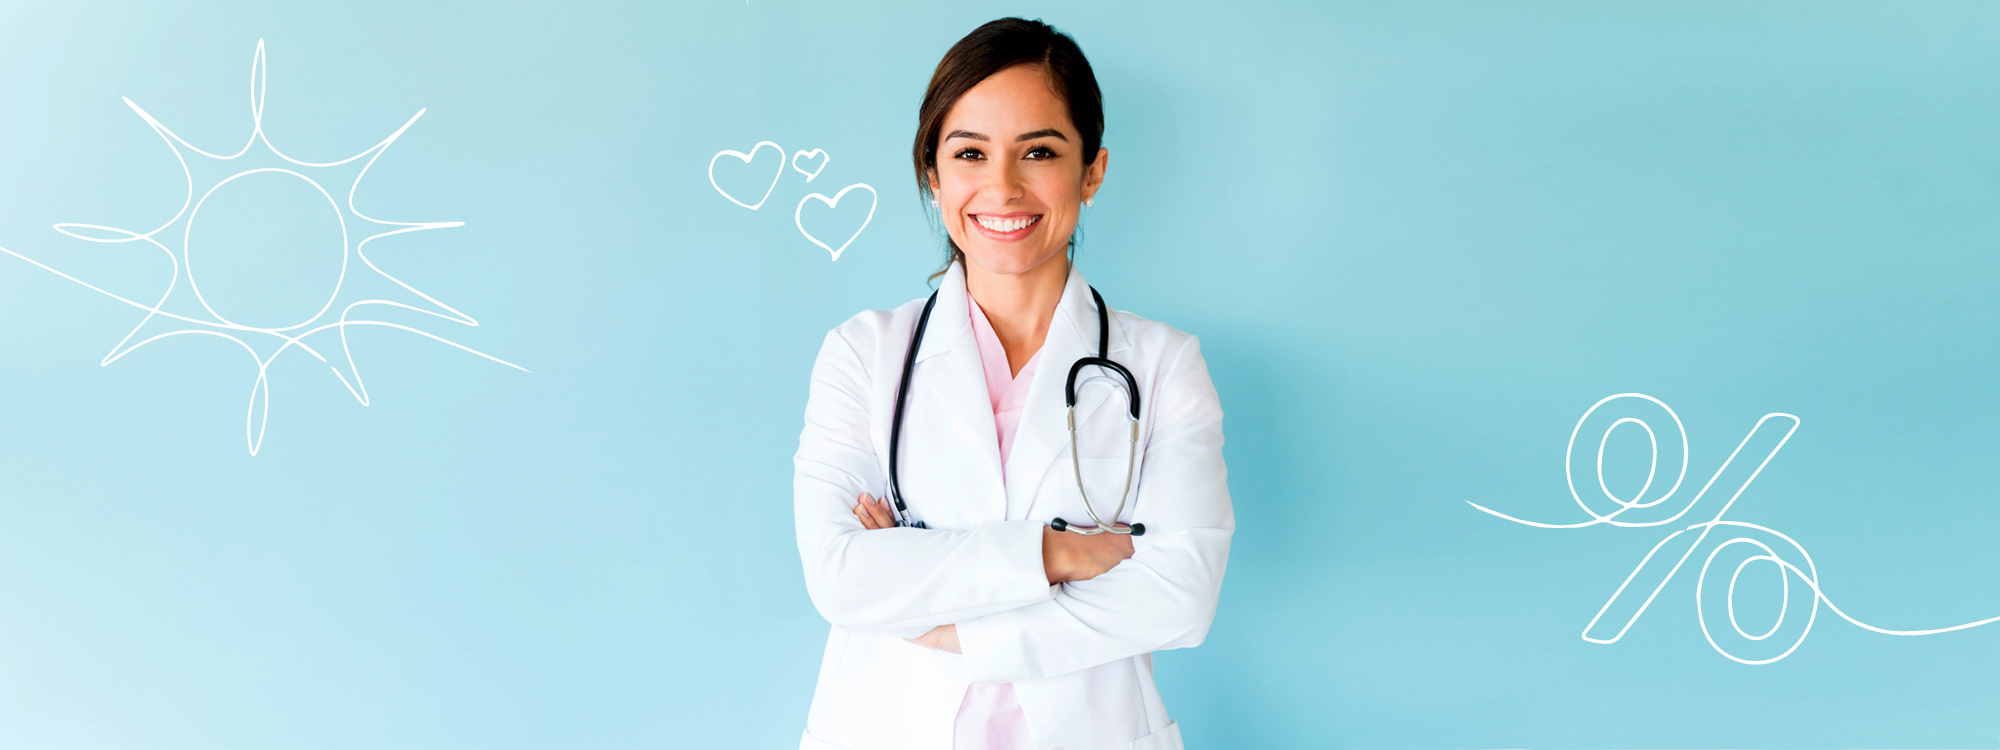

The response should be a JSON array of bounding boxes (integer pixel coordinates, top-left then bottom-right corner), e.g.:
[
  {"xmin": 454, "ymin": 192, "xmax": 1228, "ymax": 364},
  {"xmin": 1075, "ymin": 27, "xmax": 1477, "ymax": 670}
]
[{"xmin": 1041, "ymin": 525, "xmax": 1072, "ymax": 584}]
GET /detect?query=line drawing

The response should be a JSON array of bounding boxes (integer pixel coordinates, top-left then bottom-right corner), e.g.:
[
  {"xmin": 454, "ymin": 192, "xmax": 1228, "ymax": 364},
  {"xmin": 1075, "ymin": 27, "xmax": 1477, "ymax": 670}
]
[
  {"xmin": 0, "ymin": 39, "xmax": 526, "ymax": 456},
  {"xmin": 791, "ymin": 148, "xmax": 828, "ymax": 182},
  {"xmin": 708, "ymin": 140, "xmax": 785, "ymax": 210},
  {"xmin": 794, "ymin": 183, "xmax": 876, "ymax": 262},
  {"xmin": 707, "ymin": 140, "xmax": 871, "ymax": 261},
  {"xmin": 1471, "ymin": 393, "xmax": 2000, "ymax": 664}
]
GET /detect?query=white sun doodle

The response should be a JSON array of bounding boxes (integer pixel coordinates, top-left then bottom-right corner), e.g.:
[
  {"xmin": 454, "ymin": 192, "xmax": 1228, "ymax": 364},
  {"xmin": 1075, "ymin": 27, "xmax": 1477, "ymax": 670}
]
[{"xmin": 0, "ymin": 40, "xmax": 526, "ymax": 455}]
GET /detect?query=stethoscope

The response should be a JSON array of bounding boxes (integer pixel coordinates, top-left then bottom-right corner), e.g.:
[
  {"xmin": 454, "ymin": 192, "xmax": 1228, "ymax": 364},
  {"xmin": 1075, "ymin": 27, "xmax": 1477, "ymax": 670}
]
[{"xmin": 886, "ymin": 286, "xmax": 1146, "ymax": 536}]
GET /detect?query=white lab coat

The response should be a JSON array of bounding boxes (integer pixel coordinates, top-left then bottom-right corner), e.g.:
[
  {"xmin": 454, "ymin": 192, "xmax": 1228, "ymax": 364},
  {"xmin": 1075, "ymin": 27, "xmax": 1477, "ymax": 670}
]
[{"xmin": 794, "ymin": 262, "xmax": 1233, "ymax": 750}]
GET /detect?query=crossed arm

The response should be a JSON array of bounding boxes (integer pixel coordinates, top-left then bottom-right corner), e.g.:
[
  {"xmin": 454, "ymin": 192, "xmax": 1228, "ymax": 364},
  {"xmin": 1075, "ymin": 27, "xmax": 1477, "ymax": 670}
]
[
  {"xmin": 848, "ymin": 493, "xmax": 1136, "ymax": 653},
  {"xmin": 795, "ymin": 329, "xmax": 1233, "ymax": 683}
]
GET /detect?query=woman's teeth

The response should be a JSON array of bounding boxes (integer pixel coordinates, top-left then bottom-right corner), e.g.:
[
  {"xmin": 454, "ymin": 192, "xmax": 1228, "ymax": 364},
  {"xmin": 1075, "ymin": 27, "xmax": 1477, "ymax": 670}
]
[{"xmin": 975, "ymin": 215, "xmax": 1039, "ymax": 233}]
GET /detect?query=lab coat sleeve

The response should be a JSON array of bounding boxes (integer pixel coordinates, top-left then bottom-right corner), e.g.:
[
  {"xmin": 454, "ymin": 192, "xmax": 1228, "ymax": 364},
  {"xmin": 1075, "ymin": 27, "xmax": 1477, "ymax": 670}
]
[
  {"xmin": 954, "ymin": 336, "xmax": 1233, "ymax": 683},
  {"xmin": 794, "ymin": 327, "xmax": 1054, "ymax": 639}
]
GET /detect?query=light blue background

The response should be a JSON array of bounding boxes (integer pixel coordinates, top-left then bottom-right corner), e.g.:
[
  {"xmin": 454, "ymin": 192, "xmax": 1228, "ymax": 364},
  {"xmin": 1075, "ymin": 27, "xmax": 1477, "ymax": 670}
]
[{"xmin": 3, "ymin": 1, "xmax": 1998, "ymax": 747}]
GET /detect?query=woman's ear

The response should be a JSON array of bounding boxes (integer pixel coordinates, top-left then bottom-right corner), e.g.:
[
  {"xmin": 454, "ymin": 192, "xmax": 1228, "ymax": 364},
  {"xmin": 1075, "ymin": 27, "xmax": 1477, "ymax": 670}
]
[
  {"xmin": 1081, "ymin": 147, "xmax": 1109, "ymax": 202},
  {"xmin": 927, "ymin": 169, "xmax": 940, "ymax": 197}
]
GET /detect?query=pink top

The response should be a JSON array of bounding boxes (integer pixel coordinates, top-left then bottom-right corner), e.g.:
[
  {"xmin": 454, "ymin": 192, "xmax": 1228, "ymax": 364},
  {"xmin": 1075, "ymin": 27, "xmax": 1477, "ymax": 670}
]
[{"xmin": 954, "ymin": 297, "xmax": 1039, "ymax": 750}]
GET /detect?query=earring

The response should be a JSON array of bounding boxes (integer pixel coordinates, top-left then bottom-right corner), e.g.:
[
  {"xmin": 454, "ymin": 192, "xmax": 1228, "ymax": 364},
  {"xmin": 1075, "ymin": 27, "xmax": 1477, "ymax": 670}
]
[
  {"xmin": 930, "ymin": 197, "xmax": 940, "ymax": 207},
  {"xmin": 1084, "ymin": 197, "xmax": 1094, "ymax": 208}
]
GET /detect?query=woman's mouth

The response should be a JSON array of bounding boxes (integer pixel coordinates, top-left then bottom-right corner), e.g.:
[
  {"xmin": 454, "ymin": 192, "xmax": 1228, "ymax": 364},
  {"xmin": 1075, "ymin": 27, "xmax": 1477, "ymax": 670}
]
[{"xmin": 971, "ymin": 213, "xmax": 1041, "ymax": 241}]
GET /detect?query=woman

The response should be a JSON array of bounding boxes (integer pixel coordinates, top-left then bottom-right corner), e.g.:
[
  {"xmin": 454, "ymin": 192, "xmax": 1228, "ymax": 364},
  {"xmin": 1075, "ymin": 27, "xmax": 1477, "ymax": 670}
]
[{"xmin": 794, "ymin": 18, "xmax": 1232, "ymax": 750}]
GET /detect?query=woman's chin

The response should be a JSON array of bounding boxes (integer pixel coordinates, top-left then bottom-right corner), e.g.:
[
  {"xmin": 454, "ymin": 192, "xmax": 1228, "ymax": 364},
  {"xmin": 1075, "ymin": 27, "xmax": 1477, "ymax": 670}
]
[{"xmin": 962, "ymin": 244, "xmax": 1069, "ymax": 277}]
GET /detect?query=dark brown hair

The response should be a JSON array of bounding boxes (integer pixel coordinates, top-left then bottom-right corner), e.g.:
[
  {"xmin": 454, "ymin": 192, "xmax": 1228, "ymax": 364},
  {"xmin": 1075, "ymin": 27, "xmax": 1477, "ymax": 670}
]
[{"xmin": 914, "ymin": 18, "xmax": 1104, "ymax": 275}]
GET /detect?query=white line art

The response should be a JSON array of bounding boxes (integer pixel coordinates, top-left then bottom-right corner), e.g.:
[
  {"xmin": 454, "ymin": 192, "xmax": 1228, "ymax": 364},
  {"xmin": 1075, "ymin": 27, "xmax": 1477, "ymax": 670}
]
[
  {"xmin": 1472, "ymin": 393, "xmax": 2000, "ymax": 664},
  {"xmin": 791, "ymin": 148, "xmax": 829, "ymax": 182},
  {"xmin": 0, "ymin": 39, "xmax": 526, "ymax": 456},
  {"xmin": 794, "ymin": 183, "xmax": 876, "ymax": 262},
  {"xmin": 707, "ymin": 141, "xmax": 870, "ymax": 261},
  {"xmin": 708, "ymin": 141, "xmax": 785, "ymax": 210}
]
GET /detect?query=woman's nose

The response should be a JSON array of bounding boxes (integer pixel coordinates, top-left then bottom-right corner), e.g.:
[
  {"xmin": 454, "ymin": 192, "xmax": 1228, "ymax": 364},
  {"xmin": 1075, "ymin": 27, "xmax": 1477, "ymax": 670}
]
[{"xmin": 981, "ymin": 158, "xmax": 1026, "ymax": 199}]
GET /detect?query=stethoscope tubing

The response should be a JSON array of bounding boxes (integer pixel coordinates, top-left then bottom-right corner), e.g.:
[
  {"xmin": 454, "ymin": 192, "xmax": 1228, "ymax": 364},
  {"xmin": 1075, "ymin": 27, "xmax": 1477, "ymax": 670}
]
[
  {"xmin": 885, "ymin": 292, "xmax": 938, "ymax": 530},
  {"xmin": 885, "ymin": 285, "xmax": 1144, "ymax": 535}
]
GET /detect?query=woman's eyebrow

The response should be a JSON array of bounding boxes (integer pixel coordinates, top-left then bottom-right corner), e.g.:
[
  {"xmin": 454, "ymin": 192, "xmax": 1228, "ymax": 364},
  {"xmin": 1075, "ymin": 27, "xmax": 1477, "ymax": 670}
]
[
  {"xmin": 945, "ymin": 129, "xmax": 988, "ymax": 141},
  {"xmin": 1016, "ymin": 129, "xmax": 1067, "ymax": 142}
]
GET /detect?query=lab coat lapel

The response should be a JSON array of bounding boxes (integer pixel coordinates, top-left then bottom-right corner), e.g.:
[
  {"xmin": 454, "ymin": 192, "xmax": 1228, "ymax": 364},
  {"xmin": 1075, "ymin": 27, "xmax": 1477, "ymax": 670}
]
[
  {"xmin": 1003, "ymin": 264, "xmax": 1130, "ymax": 520},
  {"xmin": 911, "ymin": 263, "xmax": 1006, "ymax": 521}
]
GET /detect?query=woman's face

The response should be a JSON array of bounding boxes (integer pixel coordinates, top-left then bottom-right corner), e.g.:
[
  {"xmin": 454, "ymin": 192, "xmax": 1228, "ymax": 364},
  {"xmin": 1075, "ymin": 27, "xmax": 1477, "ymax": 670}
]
[{"xmin": 931, "ymin": 64, "xmax": 1108, "ymax": 278}]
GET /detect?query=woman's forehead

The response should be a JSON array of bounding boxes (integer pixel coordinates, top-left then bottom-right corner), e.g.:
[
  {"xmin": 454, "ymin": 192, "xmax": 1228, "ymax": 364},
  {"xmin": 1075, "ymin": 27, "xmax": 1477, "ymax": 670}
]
[{"xmin": 943, "ymin": 66, "xmax": 1075, "ymax": 137}]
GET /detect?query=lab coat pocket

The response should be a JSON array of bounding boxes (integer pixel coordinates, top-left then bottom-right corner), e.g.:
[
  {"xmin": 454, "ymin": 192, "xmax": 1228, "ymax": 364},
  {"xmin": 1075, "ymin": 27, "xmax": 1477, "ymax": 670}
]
[{"xmin": 1128, "ymin": 720, "xmax": 1183, "ymax": 750}]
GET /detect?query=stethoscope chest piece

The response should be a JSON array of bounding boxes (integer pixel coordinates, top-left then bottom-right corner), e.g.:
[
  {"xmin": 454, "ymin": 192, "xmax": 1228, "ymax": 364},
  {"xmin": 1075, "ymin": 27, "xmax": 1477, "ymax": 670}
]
[{"xmin": 1050, "ymin": 517, "xmax": 1144, "ymax": 536}]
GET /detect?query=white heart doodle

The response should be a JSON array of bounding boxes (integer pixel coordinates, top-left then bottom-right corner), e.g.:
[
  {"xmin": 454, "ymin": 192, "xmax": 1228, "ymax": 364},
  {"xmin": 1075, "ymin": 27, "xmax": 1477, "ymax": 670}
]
[
  {"xmin": 708, "ymin": 141, "xmax": 785, "ymax": 210},
  {"xmin": 791, "ymin": 148, "xmax": 830, "ymax": 183},
  {"xmin": 794, "ymin": 183, "xmax": 877, "ymax": 262}
]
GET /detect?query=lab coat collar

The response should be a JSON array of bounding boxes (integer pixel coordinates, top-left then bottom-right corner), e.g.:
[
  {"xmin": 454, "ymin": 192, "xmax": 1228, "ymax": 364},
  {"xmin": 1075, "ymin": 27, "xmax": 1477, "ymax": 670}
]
[
  {"xmin": 909, "ymin": 262, "xmax": 1006, "ymax": 516},
  {"xmin": 914, "ymin": 261, "xmax": 1130, "ymax": 363},
  {"xmin": 913, "ymin": 261, "xmax": 972, "ymax": 364}
]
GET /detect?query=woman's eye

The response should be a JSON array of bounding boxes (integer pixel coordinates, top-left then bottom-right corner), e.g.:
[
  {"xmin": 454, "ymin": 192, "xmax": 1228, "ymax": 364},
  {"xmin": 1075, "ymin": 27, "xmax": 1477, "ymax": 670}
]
[
  {"xmin": 1025, "ymin": 145, "xmax": 1058, "ymax": 160},
  {"xmin": 954, "ymin": 147, "xmax": 985, "ymax": 161}
]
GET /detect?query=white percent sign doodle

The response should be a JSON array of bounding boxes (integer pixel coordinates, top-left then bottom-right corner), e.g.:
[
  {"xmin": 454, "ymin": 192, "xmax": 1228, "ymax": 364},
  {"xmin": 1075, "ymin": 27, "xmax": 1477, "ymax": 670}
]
[{"xmin": 1471, "ymin": 393, "xmax": 2000, "ymax": 664}]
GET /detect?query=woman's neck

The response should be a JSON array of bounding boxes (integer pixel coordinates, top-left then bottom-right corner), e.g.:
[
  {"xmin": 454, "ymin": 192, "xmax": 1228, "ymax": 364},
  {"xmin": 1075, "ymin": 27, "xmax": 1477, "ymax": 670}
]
[{"xmin": 965, "ymin": 256, "xmax": 1068, "ymax": 377}]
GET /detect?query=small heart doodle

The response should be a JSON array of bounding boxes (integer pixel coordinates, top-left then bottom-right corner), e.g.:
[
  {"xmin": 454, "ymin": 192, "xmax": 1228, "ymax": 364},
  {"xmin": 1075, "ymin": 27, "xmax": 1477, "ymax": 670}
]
[
  {"xmin": 791, "ymin": 149, "xmax": 830, "ymax": 183},
  {"xmin": 794, "ymin": 183, "xmax": 877, "ymax": 262}
]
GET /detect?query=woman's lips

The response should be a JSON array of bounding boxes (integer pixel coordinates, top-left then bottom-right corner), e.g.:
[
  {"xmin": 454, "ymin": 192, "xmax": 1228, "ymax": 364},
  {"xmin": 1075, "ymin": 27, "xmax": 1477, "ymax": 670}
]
[{"xmin": 970, "ymin": 213, "xmax": 1042, "ymax": 242}]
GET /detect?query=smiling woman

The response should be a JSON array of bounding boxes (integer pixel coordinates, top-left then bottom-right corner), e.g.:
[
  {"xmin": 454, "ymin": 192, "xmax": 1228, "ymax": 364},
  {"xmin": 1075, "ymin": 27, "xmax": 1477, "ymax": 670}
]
[
  {"xmin": 914, "ymin": 20, "xmax": 1105, "ymax": 289},
  {"xmin": 793, "ymin": 17, "xmax": 1233, "ymax": 750}
]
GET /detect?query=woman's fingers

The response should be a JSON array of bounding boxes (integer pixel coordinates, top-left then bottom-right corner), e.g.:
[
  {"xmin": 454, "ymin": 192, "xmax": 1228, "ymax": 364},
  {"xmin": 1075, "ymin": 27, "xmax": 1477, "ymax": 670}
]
[
  {"xmin": 854, "ymin": 493, "xmax": 884, "ymax": 529},
  {"xmin": 853, "ymin": 493, "xmax": 903, "ymax": 530},
  {"xmin": 903, "ymin": 624, "xmax": 960, "ymax": 653},
  {"xmin": 851, "ymin": 493, "xmax": 919, "ymax": 530},
  {"xmin": 933, "ymin": 623, "xmax": 960, "ymax": 654},
  {"xmin": 867, "ymin": 496, "xmax": 897, "ymax": 528}
]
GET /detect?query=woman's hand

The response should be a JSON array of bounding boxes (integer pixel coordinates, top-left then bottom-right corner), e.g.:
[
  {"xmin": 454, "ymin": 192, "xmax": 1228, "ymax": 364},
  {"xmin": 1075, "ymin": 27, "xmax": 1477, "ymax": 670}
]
[
  {"xmin": 852, "ymin": 493, "xmax": 1135, "ymax": 583},
  {"xmin": 1042, "ymin": 524, "xmax": 1135, "ymax": 584},
  {"xmin": 853, "ymin": 493, "xmax": 896, "ymax": 529},
  {"xmin": 850, "ymin": 495, "xmax": 968, "ymax": 653},
  {"xmin": 851, "ymin": 494, "xmax": 1129, "ymax": 650},
  {"xmin": 905, "ymin": 623, "xmax": 960, "ymax": 653}
]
